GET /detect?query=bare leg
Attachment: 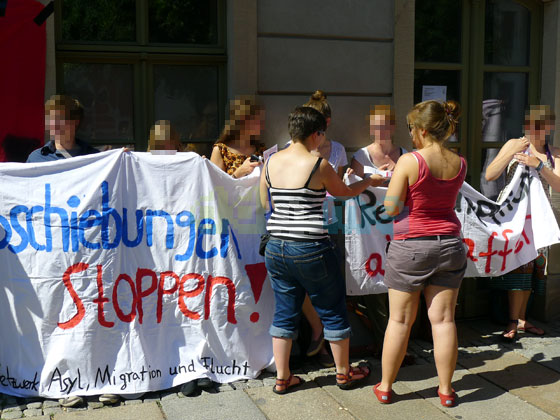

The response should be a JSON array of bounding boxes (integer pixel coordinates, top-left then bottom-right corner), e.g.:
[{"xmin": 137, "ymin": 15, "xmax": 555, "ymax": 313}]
[
  {"xmin": 514, "ymin": 289, "xmax": 531, "ymax": 321},
  {"xmin": 329, "ymin": 338, "xmax": 350, "ymax": 375},
  {"xmin": 328, "ymin": 338, "xmax": 368, "ymax": 382},
  {"xmin": 424, "ymin": 285, "xmax": 460, "ymax": 395},
  {"xmin": 272, "ymin": 337, "xmax": 302, "ymax": 391},
  {"xmin": 505, "ymin": 290, "xmax": 530, "ymax": 338},
  {"xmin": 302, "ymin": 295, "xmax": 324, "ymax": 341},
  {"xmin": 273, "ymin": 337, "xmax": 292, "ymax": 380},
  {"xmin": 378, "ymin": 289, "xmax": 421, "ymax": 392}
]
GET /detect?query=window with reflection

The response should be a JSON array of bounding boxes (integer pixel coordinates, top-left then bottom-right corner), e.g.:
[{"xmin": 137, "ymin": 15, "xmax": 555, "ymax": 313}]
[
  {"xmin": 57, "ymin": 1, "xmax": 225, "ymax": 150},
  {"xmin": 153, "ymin": 65, "xmax": 219, "ymax": 142},
  {"xmin": 415, "ymin": 0, "xmax": 462, "ymax": 63},
  {"xmin": 483, "ymin": 72, "xmax": 528, "ymax": 141},
  {"xmin": 485, "ymin": 0, "xmax": 531, "ymax": 66},
  {"xmin": 63, "ymin": 63, "xmax": 134, "ymax": 142}
]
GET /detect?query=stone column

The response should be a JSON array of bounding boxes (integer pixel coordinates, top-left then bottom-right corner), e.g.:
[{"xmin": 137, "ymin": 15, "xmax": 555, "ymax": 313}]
[
  {"xmin": 393, "ymin": 0, "xmax": 415, "ymax": 151},
  {"xmin": 227, "ymin": 0, "xmax": 258, "ymax": 98}
]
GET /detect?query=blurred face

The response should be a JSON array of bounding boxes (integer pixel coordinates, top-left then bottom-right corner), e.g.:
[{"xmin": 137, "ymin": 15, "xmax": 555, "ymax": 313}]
[
  {"xmin": 370, "ymin": 113, "xmax": 394, "ymax": 141},
  {"xmin": 243, "ymin": 112, "xmax": 264, "ymax": 138},
  {"xmin": 524, "ymin": 118, "xmax": 554, "ymax": 146},
  {"xmin": 152, "ymin": 125, "xmax": 180, "ymax": 150},
  {"xmin": 45, "ymin": 109, "xmax": 77, "ymax": 142}
]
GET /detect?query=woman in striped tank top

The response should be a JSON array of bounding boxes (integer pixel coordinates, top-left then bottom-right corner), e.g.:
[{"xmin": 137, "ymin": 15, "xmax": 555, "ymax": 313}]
[{"xmin": 260, "ymin": 107, "xmax": 386, "ymax": 394}]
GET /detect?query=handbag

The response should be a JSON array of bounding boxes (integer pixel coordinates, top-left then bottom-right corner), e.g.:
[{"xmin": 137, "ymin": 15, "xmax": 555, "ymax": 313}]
[{"xmin": 259, "ymin": 233, "xmax": 270, "ymax": 256}]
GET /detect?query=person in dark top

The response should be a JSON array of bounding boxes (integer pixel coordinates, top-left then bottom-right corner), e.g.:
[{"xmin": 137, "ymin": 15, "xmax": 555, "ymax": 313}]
[{"xmin": 27, "ymin": 94, "xmax": 98, "ymax": 163}]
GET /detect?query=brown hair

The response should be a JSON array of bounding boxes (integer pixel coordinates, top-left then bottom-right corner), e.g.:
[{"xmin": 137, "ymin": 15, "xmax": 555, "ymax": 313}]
[
  {"xmin": 524, "ymin": 105, "xmax": 555, "ymax": 128},
  {"xmin": 370, "ymin": 104, "xmax": 396, "ymax": 124},
  {"xmin": 407, "ymin": 100, "xmax": 461, "ymax": 143},
  {"xmin": 148, "ymin": 120, "xmax": 182, "ymax": 151},
  {"xmin": 44, "ymin": 94, "xmax": 84, "ymax": 123},
  {"xmin": 303, "ymin": 90, "xmax": 331, "ymax": 119},
  {"xmin": 217, "ymin": 96, "xmax": 263, "ymax": 145}
]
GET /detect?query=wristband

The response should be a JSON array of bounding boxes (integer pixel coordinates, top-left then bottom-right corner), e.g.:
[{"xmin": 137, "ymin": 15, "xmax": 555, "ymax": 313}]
[{"xmin": 536, "ymin": 160, "xmax": 544, "ymax": 172}]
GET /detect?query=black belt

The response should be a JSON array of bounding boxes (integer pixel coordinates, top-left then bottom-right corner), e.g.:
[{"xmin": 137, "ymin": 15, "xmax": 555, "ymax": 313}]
[{"xmin": 403, "ymin": 235, "xmax": 458, "ymax": 241}]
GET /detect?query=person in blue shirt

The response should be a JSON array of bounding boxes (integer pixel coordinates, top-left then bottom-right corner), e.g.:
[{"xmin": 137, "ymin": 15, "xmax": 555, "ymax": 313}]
[
  {"xmin": 27, "ymin": 94, "xmax": 98, "ymax": 163},
  {"xmin": 26, "ymin": 95, "xmax": 119, "ymax": 408}
]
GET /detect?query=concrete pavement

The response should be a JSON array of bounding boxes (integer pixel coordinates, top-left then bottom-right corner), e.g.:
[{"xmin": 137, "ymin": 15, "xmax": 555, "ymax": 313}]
[{"xmin": 2, "ymin": 318, "xmax": 560, "ymax": 419}]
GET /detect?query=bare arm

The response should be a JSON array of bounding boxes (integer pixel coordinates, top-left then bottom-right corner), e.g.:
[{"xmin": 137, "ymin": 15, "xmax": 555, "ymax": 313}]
[
  {"xmin": 210, "ymin": 146, "xmax": 226, "ymax": 172},
  {"xmin": 337, "ymin": 166, "xmax": 345, "ymax": 178},
  {"xmin": 320, "ymin": 160, "xmax": 385, "ymax": 198},
  {"xmin": 515, "ymin": 146, "xmax": 560, "ymax": 192},
  {"xmin": 384, "ymin": 154, "xmax": 416, "ymax": 216},
  {"xmin": 232, "ymin": 158, "xmax": 261, "ymax": 179},
  {"xmin": 485, "ymin": 137, "xmax": 529, "ymax": 181}
]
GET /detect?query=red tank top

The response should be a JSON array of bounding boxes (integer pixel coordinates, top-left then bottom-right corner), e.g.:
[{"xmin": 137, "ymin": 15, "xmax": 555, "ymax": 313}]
[{"xmin": 393, "ymin": 151, "xmax": 466, "ymax": 240}]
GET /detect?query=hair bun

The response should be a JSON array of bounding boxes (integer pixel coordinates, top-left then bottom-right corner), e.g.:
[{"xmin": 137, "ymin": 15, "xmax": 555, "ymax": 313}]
[
  {"xmin": 311, "ymin": 90, "xmax": 327, "ymax": 101},
  {"xmin": 444, "ymin": 100, "xmax": 461, "ymax": 123}
]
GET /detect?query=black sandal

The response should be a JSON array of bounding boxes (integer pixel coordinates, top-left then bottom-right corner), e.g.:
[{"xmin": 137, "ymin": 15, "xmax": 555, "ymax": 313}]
[
  {"xmin": 272, "ymin": 374, "xmax": 305, "ymax": 395},
  {"xmin": 336, "ymin": 365, "xmax": 371, "ymax": 390}
]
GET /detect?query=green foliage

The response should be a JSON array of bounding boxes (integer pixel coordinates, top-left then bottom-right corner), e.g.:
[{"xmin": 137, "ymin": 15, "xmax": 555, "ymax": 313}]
[
  {"xmin": 149, "ymin": 0, "xmax": 217, "ymax": 44},
  {"xmin": 62, "ymin": 0, "xmax": 136, "ymax": 42},
  {"xmin": 61, "ymin": 0, "xmax": 218, "ymax": 44}
]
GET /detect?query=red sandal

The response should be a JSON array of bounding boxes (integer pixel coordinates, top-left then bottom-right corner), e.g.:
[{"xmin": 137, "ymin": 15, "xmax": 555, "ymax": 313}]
[
  {"xmin": 437, "ymin": 388, "xmax": 456, "ymax": 407},
  {"xmin": 272, "ymin": 374, "xmax": 304, "ymax": 395},
  {"xmin": 336, "ymin": 365, "xmax": 371, "ymax": 390},
  {"xmin": 373, "ymin": 383, "xmax": 392, "ymax": 404}
]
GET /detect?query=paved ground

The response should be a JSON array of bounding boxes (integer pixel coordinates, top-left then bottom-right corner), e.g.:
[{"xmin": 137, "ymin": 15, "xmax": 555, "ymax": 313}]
[{"xmin": 2, "ymin": 318, "xmax": 560, "ymax": 420}]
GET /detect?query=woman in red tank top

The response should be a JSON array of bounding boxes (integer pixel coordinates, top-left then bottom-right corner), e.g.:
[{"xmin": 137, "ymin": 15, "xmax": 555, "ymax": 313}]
[{"xmin": 373, "ymin": 100, "xmax": 467, "ymax": 407}]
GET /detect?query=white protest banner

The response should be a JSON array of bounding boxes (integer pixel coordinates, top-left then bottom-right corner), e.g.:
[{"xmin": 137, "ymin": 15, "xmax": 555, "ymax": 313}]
[
  {"xmin": 0, "ymin": 150, "xmax": 273, "ymax": 398},
  {"xmin": 345, "ymin": 165, "xmax": 560, "ymax": 295},
  {"xmin": 344, "ymin": 181, "xmax": 393, "ymax": 295},
  {"xmin": 457, "ymin": 163, "xmax": 560, "ymax": 277}
]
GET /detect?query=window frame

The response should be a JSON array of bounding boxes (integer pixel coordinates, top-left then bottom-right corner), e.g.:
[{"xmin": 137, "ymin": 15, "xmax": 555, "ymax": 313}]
[
  {"xmin": 414, "ymin": 0, "xmax": 543, "ymax": 188},
  {"xmin": 54, "ymin": 0, "xmax": 227, "ymax": 151}
]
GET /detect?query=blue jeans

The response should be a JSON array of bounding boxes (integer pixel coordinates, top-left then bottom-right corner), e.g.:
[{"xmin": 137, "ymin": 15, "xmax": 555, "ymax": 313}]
[{"xmin": 264, "ymin": 238, "xmax": 351, "ymax": 341}]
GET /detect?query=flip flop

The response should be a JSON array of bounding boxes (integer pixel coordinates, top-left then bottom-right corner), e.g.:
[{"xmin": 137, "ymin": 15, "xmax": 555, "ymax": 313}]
[{"xmin": 272, "ymin": 374, "xmax": 305, "ymax": 395}]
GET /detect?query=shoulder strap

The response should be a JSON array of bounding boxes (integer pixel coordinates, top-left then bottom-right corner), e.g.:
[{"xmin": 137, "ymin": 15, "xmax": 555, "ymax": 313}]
[
  {"xmin": 545, "ymin": 142, "xmax": 555, "ymax": 169},
  {"xmin": 411, "ymin": 151, "xmax": 428, "ymax": 178},
  {"xmin": 304, "ymin": 157, "xmax": 323, "ymax": 189}
]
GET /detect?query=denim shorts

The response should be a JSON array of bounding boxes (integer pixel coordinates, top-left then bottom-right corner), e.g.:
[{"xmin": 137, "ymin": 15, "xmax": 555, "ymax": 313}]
[
  {"xmin": 384, "ymin": 236, "xmax": 467, "ymax": 292},
  {"xmin": 264, "ymin": 238, "xmax": 351, "ymax": 341}
]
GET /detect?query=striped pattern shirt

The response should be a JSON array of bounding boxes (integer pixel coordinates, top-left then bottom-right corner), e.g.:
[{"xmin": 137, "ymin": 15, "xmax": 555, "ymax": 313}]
[{"xmin": 266, "ymin": 157, "xmax": 328, "ymax": 241}]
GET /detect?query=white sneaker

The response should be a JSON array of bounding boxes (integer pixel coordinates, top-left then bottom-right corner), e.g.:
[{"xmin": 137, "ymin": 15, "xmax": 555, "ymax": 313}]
[
  {"xmin": 99, "ymin": 393, "xmax": 120, "ymax": 404},
  {"xmin": 59, "ymin": 395, "xmax": 84, "ymax": 407}
]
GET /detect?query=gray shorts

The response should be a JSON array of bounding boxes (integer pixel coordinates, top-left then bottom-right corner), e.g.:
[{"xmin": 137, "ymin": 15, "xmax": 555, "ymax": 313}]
[{"xmin": 384, "ymin": 236, "xmax": 467, "ymax": 292}]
